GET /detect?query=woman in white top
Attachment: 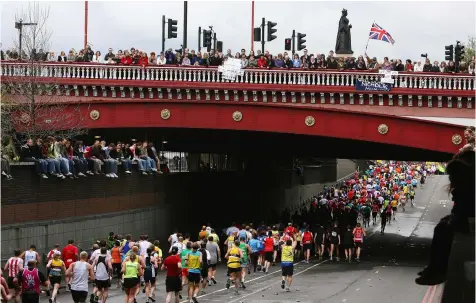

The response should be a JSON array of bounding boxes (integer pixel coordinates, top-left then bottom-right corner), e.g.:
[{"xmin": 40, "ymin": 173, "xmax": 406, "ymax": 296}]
[
  {"xmin": 181, "ymin": 56, "xmax": 191, "ymax": 66},
  {"xmin": 92, "ymin": 51, "xmax": 103, "ymax": 63},
  {"xmin": 47, "ymin": 51, "xmax": 56, "ymax": 62},
  {"xmin": 157, "ymin": 53, "xmax": 166, "ymax": 65}
]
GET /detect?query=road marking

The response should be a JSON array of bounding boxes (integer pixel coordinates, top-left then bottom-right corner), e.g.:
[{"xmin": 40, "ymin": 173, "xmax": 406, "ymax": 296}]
[
  {"xmin": 421, "ymin": 285, "xmax": 438, "ymax": 303},
  {"xmin": 428, "ymin": 284, "xmax": 438, "ymax": 303},
  {"xmin": 180, "ymin": 259, "xmax": 327, "ymax": 302},
  {"xmin": 226, "ymin": 259, "xmax": 329, "ymax": 303},
  {"xmin": 421, "ymin": 285, "xmax": 433, "ymax": 303}
]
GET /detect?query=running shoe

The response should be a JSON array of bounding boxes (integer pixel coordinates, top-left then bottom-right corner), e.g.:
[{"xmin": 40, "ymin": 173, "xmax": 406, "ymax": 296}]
[
  {"xmin": 286, "ymin": 287, "xmax": 290, "ymax": 292},
  {"xmin": 226, "ymin": 279, "xmax": 231, "ymax": 289},
  {"xmin": 211, "ymin": 277, "xmax": 217, "ymax": 284},
  {"xmin": 241, "ymin": 281, "xmax": 246, "ymax": 289},
  {"xmin": 281, "ymin": 280, "xmax": 285, "ymax": 289}
]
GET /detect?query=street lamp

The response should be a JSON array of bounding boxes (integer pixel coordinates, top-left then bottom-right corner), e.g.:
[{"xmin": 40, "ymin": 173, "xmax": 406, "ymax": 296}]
[{"xmin": 15, "ymin": 19, "xmax": 38, "ymax": 60}]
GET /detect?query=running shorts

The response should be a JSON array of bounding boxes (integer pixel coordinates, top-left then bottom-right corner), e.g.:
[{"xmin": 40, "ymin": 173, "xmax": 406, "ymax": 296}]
[
  {"xmin": 344, "ymin": 243, "xmax": 353, "ymax": 249},
  {"xmin": 71, "ymin": 290, "xmax": 88, "ymax": 303},
  {"xmin": 264, "ymin": 251, "xmax": 273, "ymax": 263},
  {"xmin": 392, "ymin": 207, "xmax": 397, "ymax": 212},
  {"xmin": 144, "ymin": 273, "xmax": 156, "ymax": 285},
  {"xmin": 281, "ymin": 265, "xmax": 293, "ymax": 277},
  {"xmin": 123, "ymin": 277, "xmax": 139, "ymax": 289},
  {"xmin": 295, "ymin": 241, "xmax": 302, "ymax": 250},
  {"xmin": 7, "ymin": 277, "xmax": 17, "ymax": 289},
  {"xmin": 94, "ymin": 279, "xmax": 110, "ymax": 289},
  {"xmin": 372, "ymin": 212, "xmax": 377, "ymax": 217},
  {"xmin": 49, "ymin": 276, "xmax": 62, "ymax": 286},
  {"xmin": 227, "ymin": 267, "xmax": 241, "ymax": 274},
  {"xmin": 209, "ymin": 263, "xmax": 217, "ymax": 270},
  {"xmin": 200, "ymin": 268, "xmax": 208, "ymax": 279},
  {"xmin": 354, "ymin": 242, "xmax": 363, "ymax": 248},
  {"xmin": 21, "ymin": 291, "xmax": 39, "ymax": 303},
  {"xmin": 303, "ymin": 244, "xmax": 312, "ymax": 251},
  {"xmin": 187, "ymin": 272, "xmax": 201, "ymax": 284},
  {"xmin": 165, "ymin": 276, "xmax": 182, "ymax": 293},
  {"xmin": 182, "ymin": 268, "xmax": 189, "ymax": 277},
  {"xmin": 241, "ymin": 260, "xmax": 249, "ymax": 268}
]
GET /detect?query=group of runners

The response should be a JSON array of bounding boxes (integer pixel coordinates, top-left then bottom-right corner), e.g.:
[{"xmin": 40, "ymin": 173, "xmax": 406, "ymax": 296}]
[{"xmin": 1, "ymin": 160, "xmax": 444, "ymax": 303}]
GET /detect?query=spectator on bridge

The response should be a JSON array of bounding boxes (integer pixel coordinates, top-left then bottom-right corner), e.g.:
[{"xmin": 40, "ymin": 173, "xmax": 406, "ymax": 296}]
[
  {"xmin": 157, "ymin": 52, "xmax": 166, "ymax": 65},
  {"xmin": 422, "ymin": 58, "xmax": 432, "ymax": 72},
  {"xmin": 430, "ymin": 61, "xmax": 440, "ymax": 73},
  {"xmin": 326, "ymin": 56, "xmax": 338, "ymax": 69},
  {"xmin": 445, "ymin": 60, "xmax": 456, "ymax": 73},
  {"xmin": 74, "ymin": 49, "xmax": 86, "ymax": 62},
  {"xmin": 257, "ymin": 55, "xmax": 267, "ymax": 68},
  {"xmin": 345, "ymin": 57, "xmax": 356, "ymax": 69},
  {"xmin": 73, "ymin": 141, "xmax": 91, "ymax": 175},
  {"xmin": 181, "ymin": 55, "xmax": 191, "ymax": 66},
  {"xmin": 355, "ymin": 56, "xmax": 366, "ymax": 70},
  {"xmin": 67, "ymin": 49, "xmax": 76, "ymax": 62},
  {"xmin": 413, "ymin": 60, "xmax": 423, "ymax": 72},
  {"xmin": 47, "ymin": 51, "xmax": 56, "ymax": 62},
  {"xmin": 85, "ymin": 45, "xmax": 94, "ymax": 61},
  {"xmin": 20, "ymin": 139, "xmax": 49, "ymax": 179},
  {"xmin": 56, "ymin": 138, "xmax": 75, "ymax": 178},
  {"xmin": 381, "ymin": 57, "xmax": 393, "ymax": 70},
  {"xmin": 240, "ymin": 54, "xmax": 249, "ymax": 68},
  {"xmin": 104, "ymin": 48, "xmax": 115, "ymax": 62},
  {"xmin": 121, "ymin": 50, "xmax": 132, "ymax": 65},
  {"xmin": 92, "ymin": 51, "xmax": 102, "ymax": 63},
  {"xmin": 139, "ymin": 52, "xmax": 149, "ymax": 67},
  {"xmin": 405, "ymin": 59, "xmax": 413, "ymax": 72},
  {"xmin": 1, "ymin": 151, "xmax": 13, "ymax": 180},
  {"xmin": 393, "ymin": 59, "xmax": 404, "ymax": 71},
  {"xmin": 110, "ymin": 143, "xmax": 132, "ymax": 174},
  {"xmin": 100, "ymin": 142, "xmax": 119, "ymax": 178},
  {"xmin": 247, "ymin": 54, "xmax": 257, "ymax": 67},
  {"xmin": 148, "ymin": 52, "xmax": 157, "ymax": 65},
  {"xmin": 292, "ymin": 54, "xmax": 301, "ymax": 68},
  {"xmin": 40, "ymin": 139, "xmax": 63, "ymax": 178},
  {"xmin": 273, "ymin": 54, "xmax": 284, "ymax": 68},
  {"xmin": 165, "ymin": 49, "xmax": 175, "ymax": 64},
  {"xmin": 57, "ymin": 51, "xmax": 67, "ymax": 62}
]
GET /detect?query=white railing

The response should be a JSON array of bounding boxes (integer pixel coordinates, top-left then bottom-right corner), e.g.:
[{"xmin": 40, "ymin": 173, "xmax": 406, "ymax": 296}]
[{"xmin": 1, "ymin": 61, "xmax": 474, "ymax": 91}]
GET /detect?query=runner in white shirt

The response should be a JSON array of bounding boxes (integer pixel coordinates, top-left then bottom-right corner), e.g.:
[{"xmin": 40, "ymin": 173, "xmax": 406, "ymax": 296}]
[
  {"xmin": 138, "ymin": 235, "xmax": 152, "ymax": 257},
  {"xmin": 169, "ymin": 236, "xmax": 185, "ymax": 255},
  {"xmin": 168, "ymin": 230, "xmax": 179, "ymax": 246}
]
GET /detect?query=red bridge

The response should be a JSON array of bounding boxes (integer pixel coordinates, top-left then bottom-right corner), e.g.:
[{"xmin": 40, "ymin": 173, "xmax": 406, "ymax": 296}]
[{"xmin": 2, "ymin": 62, "xmax": 474, "ymax": 160}]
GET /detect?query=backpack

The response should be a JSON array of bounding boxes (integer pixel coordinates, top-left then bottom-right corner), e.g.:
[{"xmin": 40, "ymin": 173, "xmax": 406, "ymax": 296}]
[{"xmin": 302, "ymin": 232, "xmax": 312, "ymax": 244}]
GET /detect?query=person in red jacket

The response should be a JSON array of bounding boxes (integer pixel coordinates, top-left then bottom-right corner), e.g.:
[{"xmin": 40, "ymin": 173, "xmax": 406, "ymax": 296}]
[
  {"xmin": 405, "ymin": 59, "xmax": 414, "ymax": 72},
  {"xmin": 139, "ymin": 51, "xmax": 148, "ymax": 67},
  {"xmin": 121, "ymin": 50, "xmax": 132, "ymax": 65},
  {"xmin": 257, "ymin": 55, "xmax": 267, "ymax": 68}
]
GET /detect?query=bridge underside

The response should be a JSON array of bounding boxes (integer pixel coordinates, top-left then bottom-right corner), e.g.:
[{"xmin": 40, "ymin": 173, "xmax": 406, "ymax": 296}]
[{"xmin": 79, "ymin": 127, "xmax": 454, "ymax": 161}]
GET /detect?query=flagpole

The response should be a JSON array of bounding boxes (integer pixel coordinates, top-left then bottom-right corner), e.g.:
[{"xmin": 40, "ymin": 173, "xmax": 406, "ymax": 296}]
[
  {"xmin": 364, "ymin": 20, "xmax": 374, "ymax": 56},
  {"xmin": 251, "ymin": 1, "xmax": 255, "ymax": 52}
]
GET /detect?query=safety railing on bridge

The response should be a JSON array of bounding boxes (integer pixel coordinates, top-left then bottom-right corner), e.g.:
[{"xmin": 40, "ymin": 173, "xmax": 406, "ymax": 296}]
[{"xmin": 1, "ymin": 61, "xmax": 474, "ymax": 91}]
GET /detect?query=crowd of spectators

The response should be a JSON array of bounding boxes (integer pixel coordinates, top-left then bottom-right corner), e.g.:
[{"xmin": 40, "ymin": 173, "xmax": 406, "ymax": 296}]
[
  {"xmin": 1, "ymin": 137, "xmax": 167, "ymax": 180},
  {"xmin": 2, "ymin": 45, "xmax": 475, "ymax": 74}
]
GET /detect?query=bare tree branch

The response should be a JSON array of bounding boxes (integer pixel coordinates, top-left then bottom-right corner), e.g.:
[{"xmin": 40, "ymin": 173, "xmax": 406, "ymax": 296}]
[{"xmin": 2, "ymin": 2, "xmax": 89, "ymax": 144}]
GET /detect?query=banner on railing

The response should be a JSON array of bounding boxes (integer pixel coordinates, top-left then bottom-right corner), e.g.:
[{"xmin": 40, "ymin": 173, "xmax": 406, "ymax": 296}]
[
  {"xmin": 355, "ymin": 79, "xmax": 392, "ymax": 92},
  {"xmin": 218, "ymin": 58, "xmax": 244, "ymax": 81}
]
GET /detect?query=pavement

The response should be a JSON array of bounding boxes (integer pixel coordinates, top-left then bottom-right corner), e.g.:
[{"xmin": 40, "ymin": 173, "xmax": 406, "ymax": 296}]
[{"xmin": 36, "ymin": 175, "xmax": 451, "ymax": 303}]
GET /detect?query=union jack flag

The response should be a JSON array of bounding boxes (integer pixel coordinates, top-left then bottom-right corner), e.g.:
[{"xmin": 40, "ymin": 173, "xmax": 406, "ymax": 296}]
[{"xmin": 369, "ymin": 23, "xmax": 395, "ymax": 45}]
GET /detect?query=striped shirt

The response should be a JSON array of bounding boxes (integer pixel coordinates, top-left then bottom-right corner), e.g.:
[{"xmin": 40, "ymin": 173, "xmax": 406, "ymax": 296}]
[{"xmin": 6, "ymin": 257, "xmax": 23, "ymax": 277}]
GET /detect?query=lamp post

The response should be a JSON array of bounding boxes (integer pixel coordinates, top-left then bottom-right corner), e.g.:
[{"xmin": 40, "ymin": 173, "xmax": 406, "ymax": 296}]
[{"xmin": 15, "ymin": 19, "xmax": 38, "ymax": 60}]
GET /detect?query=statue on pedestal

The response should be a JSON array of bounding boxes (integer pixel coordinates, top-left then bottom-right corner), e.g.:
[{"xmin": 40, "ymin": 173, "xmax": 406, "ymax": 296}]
[{"xmin": 335, "ymin": 9, "xmax": 353, "ymax": 55}]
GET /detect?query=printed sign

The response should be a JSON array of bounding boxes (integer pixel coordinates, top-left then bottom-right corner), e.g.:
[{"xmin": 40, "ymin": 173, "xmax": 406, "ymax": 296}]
[
  {"xmin": 355, "ymin": 79, "xmax": 392, "ymax": 92},
  {"xmin": 218, "ymin": 58, "xmax": 244, "ymax": 81}
]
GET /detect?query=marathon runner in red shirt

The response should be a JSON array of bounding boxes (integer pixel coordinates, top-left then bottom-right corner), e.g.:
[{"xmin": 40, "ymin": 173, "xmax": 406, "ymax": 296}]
[
  {"xmin": 161, "ymin": 246, "xmax": 182, "ymax": 303},
  {"xmin": 62, "ymin": 239, "xmax": 79, "ymax": 290}
]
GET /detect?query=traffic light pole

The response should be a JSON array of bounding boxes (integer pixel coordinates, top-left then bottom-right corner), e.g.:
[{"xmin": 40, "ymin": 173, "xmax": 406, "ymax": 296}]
[
  {"xmin": 183, "ymin": 1, "xmax": 188, "ymax": 49},
  {"xmin": 162, "ymin": 16, "xmax": 166, "ymax": 53},
  {"xmin": 213, "ymin": 32, "xmax": 217, "ymax": 52},
  {"xmin": 261, "ymin": 17, "xmax": 265, "ymax": 54},
  {"xmin": 198, "ymin": 26, "xmax": 201, "ymax": 52},
  {"xmin": 291, "ymin": 30, "xmax": 295, "ymax": 55}
]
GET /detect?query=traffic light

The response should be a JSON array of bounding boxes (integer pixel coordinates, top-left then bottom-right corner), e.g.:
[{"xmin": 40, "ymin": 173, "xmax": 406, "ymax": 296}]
[
  {"xmin": 253, "ymin": 27, "xmax": 261, "ymax": 42},
  {"xmin": 445, "ymin": 45, "xmax": 454, "ymax": 61},
  {"xmin": 267, "ymin": 21, "xmax": 277, "ymax": 41},
  {"xmin": 167, "ymin": 19, "xmax": 178, "ymax": 39},
  {"xmin": 203, "ymin": 30, "xmax": 212, "ymax": 48},
  {"xmin": 217, "ymin": 41, "xmax": 223, "ymax": 53},
  {"xmin": 285, "ymin": 38, "xmax": 291, "ymax": 51},
  {"xmin": 297, "ymin": 33, "xmax": 306, "ymax": 51},
  {"xmin": 455, "ymin": 42, "xmax": 465, "ymax": 63}
]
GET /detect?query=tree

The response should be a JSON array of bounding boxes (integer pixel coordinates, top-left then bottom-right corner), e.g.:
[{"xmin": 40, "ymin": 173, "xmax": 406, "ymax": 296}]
[
  {"xmin": 463, "ymin": 36, "xmax": 475, "ymax": 64},
  {"xmin": 1, "ymin": 2, "xmax": 88, "ymax": 145}
]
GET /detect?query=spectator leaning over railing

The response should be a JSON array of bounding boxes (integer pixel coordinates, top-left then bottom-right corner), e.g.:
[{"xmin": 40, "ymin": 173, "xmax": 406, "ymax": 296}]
[
  {"xmin": 414, "ymin": 60, "xmax": 423, "ymax": 72},
  {"xmin": 57, "ymin": 51, "xmax": 67, "ymax": 62},
  {"xmin": 20, "ymin": 139, "xmax": 49, "ymax": 179},
  {"xmin": 405, "ymin": 59, "xmax": 413, "ymax": 72}
]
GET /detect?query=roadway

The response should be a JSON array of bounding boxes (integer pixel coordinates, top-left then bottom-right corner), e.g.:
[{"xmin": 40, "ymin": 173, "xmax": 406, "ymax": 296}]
[{"xmin": 39, "ymin": 175, "xmax": 451, "ymax": 303}]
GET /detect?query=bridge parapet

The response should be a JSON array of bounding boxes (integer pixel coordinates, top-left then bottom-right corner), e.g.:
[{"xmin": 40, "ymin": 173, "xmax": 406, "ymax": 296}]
[{"xmin": 2, "ymin": 61, "xmax": 474, "ymax": 94}]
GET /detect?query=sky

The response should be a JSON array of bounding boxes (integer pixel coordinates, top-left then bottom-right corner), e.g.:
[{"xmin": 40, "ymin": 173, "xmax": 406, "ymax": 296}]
[{"xmin": 1, "ymin": 1, "xmax": 475, "ymax": 62}]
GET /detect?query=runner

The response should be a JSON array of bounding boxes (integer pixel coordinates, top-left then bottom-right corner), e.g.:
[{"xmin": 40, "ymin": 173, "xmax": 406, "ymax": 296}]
[
  {"xmin": 161, "ymin": 246, "xmax": 182, "ymax": 303},
  {"xmin": 314, "ymin": 224, "xmax": 325, "ymax": 260},
  {"xmin": 409, "ymin": 186, "xmax": 416, "ymax": 207},
  {"xmin": 353, "ymin": 223, "xmax": 366, "ymax": 262},
  {"xmin": 302, "ymin": 227, "xmax": 313, "ymax": 264},
  {"xmin": 342, "ymin": 225, "xmax": 354, "ymax": 262},
  {"xmin": 4, "ymin": 249, "xmax": 23, "ymax": 303},
  {"xmin": 238, "ymin": 237, "xmax": 253, "ymax": 288},
  {"xmin": 92, "ymin": 247, "xmax": 112, "ymax": 303},
  {"xmin": 14, "ymin": 260, "xmax": 49, "ymax": 303},
  {"xmin": 46, "ymin": 251, "xmax": 66, "ymax": 303},
  {"xmin": 120, "ymin": 235, "xmax": 134, "ymax": 262},
  {"xmin": 185, "ymin": 242, "xmax": 202, "ymax": 303},
  {"xmin": 122, "ymin": 252, "xmax": 143, "ymax": 303},
  {"xmin": 225, "ymin": 240, "xmax": 243, "ymax": 295},
  {"xmin": 262, "ymin": 231, "xmax": 275, "ymax": 273},
  {"xmin": 371, "ymin": 202, "xmax": 379, "ymax": 225},
  {"xmin": 205, "ymin": 236, "xmax": 220, "ymax": 286},
  {"xmin": 111, "ymin": 241, "xmax": 122, "ymax": 288},
  {"xmin": 329, "ymin": 222, "xmax": 341, "ymax": 262},
  {"xmin": 180, "ymin": 242, "xmax": 192, "ymax": 291},
  {"xmin": 0, "ymin": 270, "xmax": 12, "ymax": 302},
  {"xmin": 152, "ymin": 240, "xmax": 163, "ymax": 300},
  {"xmin": 294, "ymin": 228, "xmax": 303, "ymax": 262},
  {"xmin": 20, "ymin": 245, "xmax": 41, "ymax": 270},
  {"xmin": 62, "ymin": 239, "xmax": 79, "ymax": 291},
  {"xmin": 66, "ymin": 251, "xmax": 95, "ymax": 303},
  {"xmin": 198, "ymin": 241, "xmax": 210, "ymax": 294},
  {"xmin": 144, "ymin": 247, "xmax": 158, "ymax": 303},
  {"xmin": 381, "ymin": 209, "xmax": 388, "ymax": 234},
  {"xmin": 280, "ymin": 238, "xmax": 297, "ymax": 292},
  {"xmin": 248, "ymin": 233, "xmax": 261, "ymax": 273}
]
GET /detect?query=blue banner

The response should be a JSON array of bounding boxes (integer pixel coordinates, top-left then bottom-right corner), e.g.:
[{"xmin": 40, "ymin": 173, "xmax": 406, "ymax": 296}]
[{"xmin": 355, "ymin": 79, "xmax": 392, "ymax": 92}]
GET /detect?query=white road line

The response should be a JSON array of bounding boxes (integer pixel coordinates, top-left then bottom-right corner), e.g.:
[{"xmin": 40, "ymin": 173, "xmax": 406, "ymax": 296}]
[
  {"xmin": 181, "ymin": 259, "xmax": 328, "ymax": 302},
  {"xmin": 226, "ymin": 259, "xmax": 329, "ymax": 303}
]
